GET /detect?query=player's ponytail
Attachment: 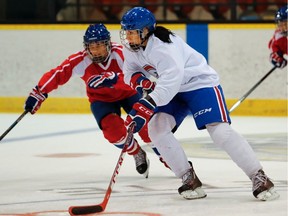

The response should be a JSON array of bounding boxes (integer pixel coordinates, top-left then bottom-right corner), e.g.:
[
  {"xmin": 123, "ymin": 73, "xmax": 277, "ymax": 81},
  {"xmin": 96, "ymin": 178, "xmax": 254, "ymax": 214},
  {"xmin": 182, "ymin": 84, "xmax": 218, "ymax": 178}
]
[{"xmin": 152, "ymin": 26, "xmax": 175, "ymax": 43}]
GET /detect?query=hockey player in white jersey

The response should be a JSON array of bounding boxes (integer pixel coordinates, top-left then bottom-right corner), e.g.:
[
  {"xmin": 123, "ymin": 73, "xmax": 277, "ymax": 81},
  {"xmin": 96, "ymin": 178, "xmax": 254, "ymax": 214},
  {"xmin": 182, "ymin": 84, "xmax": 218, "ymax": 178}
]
[{"xmin": 120, "ymin": 6, "xmax": 279, "ymax": 201}]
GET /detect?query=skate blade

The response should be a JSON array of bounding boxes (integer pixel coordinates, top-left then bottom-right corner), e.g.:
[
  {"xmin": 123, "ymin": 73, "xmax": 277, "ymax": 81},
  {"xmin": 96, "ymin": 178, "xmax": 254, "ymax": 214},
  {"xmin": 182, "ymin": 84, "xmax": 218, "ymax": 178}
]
[
  {"xmin": 181, "ymin": 187, "xmax": 207, "ymax": 200},
  {"xmin": 257, "ymin": 187, "xmax": 280, "ymax": 201}
]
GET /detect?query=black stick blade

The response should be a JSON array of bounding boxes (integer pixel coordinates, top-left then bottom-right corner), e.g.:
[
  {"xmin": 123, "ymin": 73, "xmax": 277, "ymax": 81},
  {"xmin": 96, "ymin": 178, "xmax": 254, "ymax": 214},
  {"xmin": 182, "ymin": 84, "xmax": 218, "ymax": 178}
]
[{"xmin": 69, "ymin": 205, "xmax": 103, "ymax": 215}]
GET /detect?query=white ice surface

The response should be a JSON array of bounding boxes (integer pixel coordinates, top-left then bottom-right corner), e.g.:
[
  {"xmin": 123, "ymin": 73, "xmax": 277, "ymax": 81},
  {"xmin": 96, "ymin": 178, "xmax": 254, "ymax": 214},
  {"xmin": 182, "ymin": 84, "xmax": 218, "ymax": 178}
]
[{"xmin": 0, "ymin": 114, "xmax": 287, "ymax": 216}]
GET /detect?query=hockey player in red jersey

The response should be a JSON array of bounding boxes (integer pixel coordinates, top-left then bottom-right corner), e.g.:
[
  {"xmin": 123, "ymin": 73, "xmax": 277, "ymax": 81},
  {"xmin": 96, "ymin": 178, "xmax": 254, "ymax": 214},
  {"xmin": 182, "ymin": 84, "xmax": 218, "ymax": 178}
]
[
  {"xmin": 269, "ymin": 5, "xmax": 287, "ymax": 69},
  {"xmin": 24, "ymin": 24, "xmax": 151, "ymax": 178}
]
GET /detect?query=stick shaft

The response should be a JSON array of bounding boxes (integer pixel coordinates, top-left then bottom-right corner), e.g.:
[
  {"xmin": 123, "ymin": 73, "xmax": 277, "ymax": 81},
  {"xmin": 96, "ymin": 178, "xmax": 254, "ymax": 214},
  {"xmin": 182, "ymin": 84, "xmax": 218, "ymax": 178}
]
[
  {"xmin": 0, "ymin": 110, "xmax": 29, "ymax": 141},
  {"xmin": 97, "ymin": 123, "xmax": 135, "ymax": 210},
  {"xmin": 69, "ymin": 123, "xmax": 135, "ymax": 215},
  {"xmin": 229, "ymin": 66, "xmax": 277, "ymax": 113}
]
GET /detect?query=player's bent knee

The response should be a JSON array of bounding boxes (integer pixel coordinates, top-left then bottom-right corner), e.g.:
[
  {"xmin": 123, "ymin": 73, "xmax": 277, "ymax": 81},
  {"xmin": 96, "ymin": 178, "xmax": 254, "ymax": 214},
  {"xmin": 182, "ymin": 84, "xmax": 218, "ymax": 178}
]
[
  {"xmin": 148, "ymin": 112, "xmax": 176, "ymax": 141},
  {"xmin": 206, "ymin": 122, "xmax": 232, "ymax": 147},
  {"xmin": 101, "ymin": 113, "xmax": 126, "ymax": 145}
]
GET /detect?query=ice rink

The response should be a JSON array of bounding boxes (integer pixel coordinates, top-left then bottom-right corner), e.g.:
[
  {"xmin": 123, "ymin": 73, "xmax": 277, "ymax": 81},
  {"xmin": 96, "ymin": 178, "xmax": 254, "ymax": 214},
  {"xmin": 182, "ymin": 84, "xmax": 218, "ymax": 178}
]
[{"xmin": 0, "ymin": 113, "xmax": 287, "ymax": 216}]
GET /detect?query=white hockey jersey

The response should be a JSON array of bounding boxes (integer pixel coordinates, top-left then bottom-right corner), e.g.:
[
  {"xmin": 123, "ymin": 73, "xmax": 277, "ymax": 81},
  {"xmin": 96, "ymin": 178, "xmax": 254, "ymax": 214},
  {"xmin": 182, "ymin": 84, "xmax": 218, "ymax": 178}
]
[{"xmin": 123, "ymin": 34, "xmax": 220, "ymax": 107}]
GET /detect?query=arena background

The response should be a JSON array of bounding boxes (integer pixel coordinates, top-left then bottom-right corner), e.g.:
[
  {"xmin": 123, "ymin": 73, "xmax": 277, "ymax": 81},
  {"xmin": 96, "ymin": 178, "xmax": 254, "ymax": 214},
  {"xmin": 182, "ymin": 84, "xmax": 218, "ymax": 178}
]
[{"xmin": 0, "ymin": 23, "xmax": 286, "ymax": 116}]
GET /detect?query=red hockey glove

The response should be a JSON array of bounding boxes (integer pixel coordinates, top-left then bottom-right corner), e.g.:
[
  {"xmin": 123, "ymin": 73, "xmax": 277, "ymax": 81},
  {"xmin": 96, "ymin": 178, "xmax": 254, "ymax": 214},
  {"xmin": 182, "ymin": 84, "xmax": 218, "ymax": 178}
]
[
  {"xmin": 130, "ymin": 72, "xmax": 156, "ymax": 96},
  {"xmin": 125, "ymin": 96, "xmax": 156, "ymax": 133},
  {"xmin": 24, "ymin": 86, "xmax": 48, "ymax": 114},
  {"xmin": 270, "ymin": 52, "xmax": 287, "ymax": 69},
  {"xmin": 88, "ymin": 71, "xmax": 118, "ymax": 89}
]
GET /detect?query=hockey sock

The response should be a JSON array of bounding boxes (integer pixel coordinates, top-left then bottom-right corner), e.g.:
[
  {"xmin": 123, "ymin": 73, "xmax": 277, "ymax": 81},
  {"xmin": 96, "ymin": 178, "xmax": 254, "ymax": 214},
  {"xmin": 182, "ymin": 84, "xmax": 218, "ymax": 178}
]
[
  {"xmin": 126, "ymin": 139, "xmax": 140, "ymax": 155},
  {"xmin": 148, "ymin": 112, "xmax": 190, "ymax": 178},
  {"xmin": 101, "ymin": 113, "xmax": 140, "ymax": 155},
  {"xmin": 207, "ymin": 122, "xmax": 262, "ymax": 178}
]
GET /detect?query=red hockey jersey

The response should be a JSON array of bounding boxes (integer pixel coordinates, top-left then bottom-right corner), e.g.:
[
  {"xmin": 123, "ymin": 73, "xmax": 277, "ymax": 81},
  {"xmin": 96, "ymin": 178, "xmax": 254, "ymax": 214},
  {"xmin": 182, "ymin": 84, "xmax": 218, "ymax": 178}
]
[
  {"xmin": 268, "ymin": 29, "xmax": 288, "ymax": 55},
  {"xmin": 37, "ymin": 43, "xmax": 137, "ymax": 103}
]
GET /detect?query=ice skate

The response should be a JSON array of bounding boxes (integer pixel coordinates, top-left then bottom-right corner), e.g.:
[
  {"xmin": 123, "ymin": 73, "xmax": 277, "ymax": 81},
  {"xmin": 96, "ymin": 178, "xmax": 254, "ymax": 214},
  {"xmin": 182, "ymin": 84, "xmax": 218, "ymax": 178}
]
[
  {"xmin": 251, "ymin": 169, "xmax": 279, "ymax": 201},
  {"xmin": 133, "ymin": 148, "xmax": 150, "ymax": 178},
  {"xmin": 178, "ymin": 165, "xmax": 207, "ymax": 200}
]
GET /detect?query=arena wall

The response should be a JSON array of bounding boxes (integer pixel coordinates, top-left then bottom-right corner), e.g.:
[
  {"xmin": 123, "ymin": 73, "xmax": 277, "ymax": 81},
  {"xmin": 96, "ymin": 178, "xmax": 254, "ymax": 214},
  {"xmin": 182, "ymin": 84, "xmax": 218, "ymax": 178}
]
[{"xmin": 0, "ymin": 24, "xmax": 286, "ymax": 116}]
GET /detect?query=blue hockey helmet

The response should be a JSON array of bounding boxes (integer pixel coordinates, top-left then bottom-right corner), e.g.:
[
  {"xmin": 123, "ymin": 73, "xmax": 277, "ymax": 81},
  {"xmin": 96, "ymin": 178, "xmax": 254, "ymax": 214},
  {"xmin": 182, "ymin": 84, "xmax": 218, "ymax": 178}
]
[
  {"xmin": 120, "ymin": 7, "xmax": 156, "ymax": 51},
  {"xmin": 120, "ymin": 7, "xmax": 156, "ymax": 32},
  {"xmin": 275, "ymin": 5, "xmax": 288, "ymax": 36},
  {"xmin": 275, "ymin": 5, "xmax": 288, "ymax": 22},
  {"xmin": 83, "ymin": 23, "xmax": 111, "ymax": 44},
  {"xmin": 83, "ymin": 24, "xmax": 111, "ymax": 63}
]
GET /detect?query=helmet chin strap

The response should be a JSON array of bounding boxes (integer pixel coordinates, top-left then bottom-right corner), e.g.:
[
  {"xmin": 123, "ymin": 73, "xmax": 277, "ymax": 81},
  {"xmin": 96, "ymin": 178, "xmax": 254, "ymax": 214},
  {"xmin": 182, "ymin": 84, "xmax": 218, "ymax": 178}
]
[
  {"xmin": 87, "ymin": 41, "xmax": 112, "ymax": 63},
  {"xmin": 102, "ymin": 48, "xmax": 111, "ymax": 62},
  {"xmin": 282, "ymin": 31, "xmax": 288, "ymax": 37},
  {"xmin": 140, "ymin": 30, "xmax": 154, "ymax": 47},
  {"xmin": 127, "ymin": 30, "xmax": 154, "ymax": 51}
]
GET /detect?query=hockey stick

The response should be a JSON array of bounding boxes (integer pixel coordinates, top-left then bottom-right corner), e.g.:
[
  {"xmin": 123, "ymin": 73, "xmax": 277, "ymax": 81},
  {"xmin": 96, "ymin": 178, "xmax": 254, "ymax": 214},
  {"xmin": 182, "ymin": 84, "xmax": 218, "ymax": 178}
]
[
  {"xmin": 229, "ymin": 66, "xmax": 277, "ymax": 113},
  {"xmin": 68, "ymin": 122, "xmax": 135, "ymax": 216},
  {"xmin": 0, "ymin": 110, "xmax": 29, "ymax": 142}
]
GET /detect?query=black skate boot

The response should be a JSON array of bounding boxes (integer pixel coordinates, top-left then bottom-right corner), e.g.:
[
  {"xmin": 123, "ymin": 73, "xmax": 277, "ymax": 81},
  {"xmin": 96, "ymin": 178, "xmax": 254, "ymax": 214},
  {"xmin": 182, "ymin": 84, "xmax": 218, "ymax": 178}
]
[
  {"xmin": 133, "ymin": 148, "xmax": 150, "ymax": 178},
  {"xmin": 251, "ymin": 169, "xmax": 279, "ymax": 201},
  {"xmin": 178, "ymin": 165, "xmax": 207, "ymax": 199}
]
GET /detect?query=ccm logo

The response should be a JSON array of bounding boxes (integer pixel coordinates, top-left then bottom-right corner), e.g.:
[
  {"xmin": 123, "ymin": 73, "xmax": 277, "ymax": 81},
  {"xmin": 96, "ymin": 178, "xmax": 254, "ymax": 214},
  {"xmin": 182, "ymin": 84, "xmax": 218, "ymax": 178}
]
[
  {"xmin": 194, "ymin": 108, "xmax": 212, "ymax": 118},
  {"xmin": 139, "ymin": 105, "xmax": 153, "ymax": 116}
]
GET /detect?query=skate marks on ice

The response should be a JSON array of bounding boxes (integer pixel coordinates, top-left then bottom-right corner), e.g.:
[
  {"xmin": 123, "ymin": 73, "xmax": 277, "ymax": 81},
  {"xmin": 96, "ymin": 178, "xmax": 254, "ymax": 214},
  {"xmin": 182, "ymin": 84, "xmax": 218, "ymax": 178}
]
[
  {"xmin": 35, "ymin": 153, "xmax": 100, "ymax": 158},
  {"xmin": 0, "ymin": 115, "xmax": 286, "ymax": 216},
  {"xmin": 0, "ymin": 180, "xmax": 164, "ymax": 215},
  {"xmin": 177, "ymin": 133, "xmax": 287, "ymax": 161},
  {"xmin": 0, "ymin": 176, "xmax": 287, "ymax": 216},
  {"xmin": 0, "ymin": 127, "xmax": 100, "ymax": 144},
  {"xmin": 0, "ymin": 211, "xmax": 160, "ymax": 216}
]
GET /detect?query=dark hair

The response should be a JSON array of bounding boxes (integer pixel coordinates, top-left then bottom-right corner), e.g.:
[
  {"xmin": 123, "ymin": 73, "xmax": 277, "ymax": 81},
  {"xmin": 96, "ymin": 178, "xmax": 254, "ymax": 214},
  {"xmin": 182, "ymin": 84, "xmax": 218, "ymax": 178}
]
[{"xmin": 152, "ymin": 26, "xmax": 175, "ymax": 43}]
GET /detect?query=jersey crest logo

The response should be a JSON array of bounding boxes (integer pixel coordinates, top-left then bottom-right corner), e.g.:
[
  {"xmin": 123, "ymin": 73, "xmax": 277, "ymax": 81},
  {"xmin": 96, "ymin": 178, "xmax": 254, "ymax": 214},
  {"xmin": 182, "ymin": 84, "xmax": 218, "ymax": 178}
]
[{"xmin": 143, "ymin": 64, "xmax": 159, "ymax": 78}]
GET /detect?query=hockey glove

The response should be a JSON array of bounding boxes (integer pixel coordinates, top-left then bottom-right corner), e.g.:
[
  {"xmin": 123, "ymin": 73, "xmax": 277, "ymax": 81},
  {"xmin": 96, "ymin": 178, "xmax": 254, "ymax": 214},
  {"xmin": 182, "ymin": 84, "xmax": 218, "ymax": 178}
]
[
  {"xmin": 24, "ymin": 86, "xmax": 48, "ymax": 114},
  {"xmin": 88, "ymin": 71, "xmax": 118, "ymax": 89},
  {"xmin": 130, "ymin": 72, "xmax": 155, "ymax": 96},
  {"xmin": 125, "ymin": 96, "xmax": 156, "ymax": 133},
  {"xmin": 270, "ymin": 52, "xmax": 287, "ymax": 69}
]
